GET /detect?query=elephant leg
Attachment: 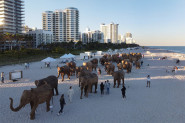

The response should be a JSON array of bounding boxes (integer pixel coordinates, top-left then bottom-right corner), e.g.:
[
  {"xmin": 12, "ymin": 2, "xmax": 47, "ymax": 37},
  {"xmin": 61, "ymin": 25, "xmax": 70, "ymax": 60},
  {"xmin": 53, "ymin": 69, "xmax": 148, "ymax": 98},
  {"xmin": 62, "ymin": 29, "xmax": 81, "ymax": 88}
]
[
  {"xmin": 113, "ymin": 79, "xmax": 116, "ymax": 88},
  {"xmin": 55, "ymin": 87, "xmax": 59, "ymax": 95},
  {"xmin": 30, "ymin": 104, "xmax": 39, "ymax": 120},
  {"xmin": 95, "ymin": 84, "xmax": 97, "ymax": 93},
  {"xmin": 80, "ymin": 87, "xmax": 83, "ymax": 99},
  {"xmin": 57, "ymin": 73, "xmax": 60, "ymax": 78},
  {"xmin": 62, "ymin": 74, "xmax": 64, "ymax": 81},
  {"xmin": 52, "ymin": 89, "xmax": 54, "ymax": 96},
  {"xmin": 117, "ymin": 80, "xmax": 120, "ymax": 88},
  {"xmin": 122, "ymin": 78, "xmax": 124, "ymax": 85},
  {"xmin": 46, "ymin": 100, "xmax": 50, "ymax": 112},
  {"xmin": 90, "ymin": 85, "xmax": 93, "ymax": 93},
  {"xmin": 30, "ymin": 101, "xmax": 34, "ymax": 110},
  {"xmin": 68, "ymin": 74, "xmax": 70, "ymax": 80}
]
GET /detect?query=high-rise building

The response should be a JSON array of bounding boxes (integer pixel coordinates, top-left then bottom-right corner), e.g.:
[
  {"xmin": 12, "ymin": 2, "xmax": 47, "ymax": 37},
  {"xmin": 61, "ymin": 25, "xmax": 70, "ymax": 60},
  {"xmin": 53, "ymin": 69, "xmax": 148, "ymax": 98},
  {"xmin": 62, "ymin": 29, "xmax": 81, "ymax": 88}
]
[
  {"xmin": 0, "ymin": 0, "xmax": 24, "ymax": 34},
  {"xmin": 125, "ymin": 32, "xmax": 132, "ymax": 38},
  {"xmin": 64, "ymin": 7, "xmax": 79, "ymax": 42},
  {"xmin": 81, "ymin": 27, "xmax": 103, "ymax": 44},
  {"xmin": 100, "ymin": 22, "xmax": 118, "ymax": 43},
  {"xmin": 125, "ymin": 32, "xmax": 136, "ymax": 44},
  {"xmin": 42, "ymin": 7, "xmax": 79, "ymax": 42},
  {"xmin": 42, "ymin": 11, "xmax": 54, "ymax": 32}
]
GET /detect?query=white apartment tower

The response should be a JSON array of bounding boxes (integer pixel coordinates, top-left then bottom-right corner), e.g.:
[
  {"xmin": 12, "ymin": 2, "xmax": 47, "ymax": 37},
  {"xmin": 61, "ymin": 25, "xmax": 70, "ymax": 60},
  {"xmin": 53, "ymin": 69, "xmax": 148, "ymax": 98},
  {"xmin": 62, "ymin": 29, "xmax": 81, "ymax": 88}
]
[
  {"xmin": 0, "ymin": 0, "xmax": 24, "ymax": 34},
  {"xmin": 42, "ymin": 7, "xmax": 79, "ymax": 42},
  {"xmin": 100, "ymin": 22, "xmax": 118, "ymax": 43},
  {"xmin": 42, "ymin": 11, "xmax": 53, "ymax": 32},
  {"xmin": 64, "ymin": 7, "xmax": 79, "ymax": 42}
]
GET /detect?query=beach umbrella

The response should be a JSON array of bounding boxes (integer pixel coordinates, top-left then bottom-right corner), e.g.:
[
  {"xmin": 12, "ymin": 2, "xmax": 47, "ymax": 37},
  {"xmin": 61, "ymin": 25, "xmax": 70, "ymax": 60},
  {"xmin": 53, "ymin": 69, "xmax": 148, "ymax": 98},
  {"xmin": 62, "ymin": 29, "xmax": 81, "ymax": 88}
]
[{"xmin": 41, "ymin": 57, "xmax": 56, "ymax": 62}]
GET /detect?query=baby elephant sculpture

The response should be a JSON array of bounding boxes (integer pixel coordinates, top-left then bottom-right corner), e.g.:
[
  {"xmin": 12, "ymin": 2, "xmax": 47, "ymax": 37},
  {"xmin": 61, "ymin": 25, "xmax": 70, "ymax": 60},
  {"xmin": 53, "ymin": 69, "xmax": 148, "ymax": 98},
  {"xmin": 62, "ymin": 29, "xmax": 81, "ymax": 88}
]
[
  {"xmin": 35, "ymin": 75, "xmax": 59, "ymax": 95},
  {"xmin": 9, "ymin": 83, "xmax": 53, "ymax": 120}
]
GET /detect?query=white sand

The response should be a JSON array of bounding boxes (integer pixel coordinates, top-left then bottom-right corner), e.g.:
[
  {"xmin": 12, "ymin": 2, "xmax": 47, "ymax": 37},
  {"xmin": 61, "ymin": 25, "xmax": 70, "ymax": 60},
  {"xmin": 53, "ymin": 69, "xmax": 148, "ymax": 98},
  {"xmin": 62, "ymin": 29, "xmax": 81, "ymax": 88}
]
[{"xmin": 0, "ymin": 48, "xmax": 185, "ymax": 123}]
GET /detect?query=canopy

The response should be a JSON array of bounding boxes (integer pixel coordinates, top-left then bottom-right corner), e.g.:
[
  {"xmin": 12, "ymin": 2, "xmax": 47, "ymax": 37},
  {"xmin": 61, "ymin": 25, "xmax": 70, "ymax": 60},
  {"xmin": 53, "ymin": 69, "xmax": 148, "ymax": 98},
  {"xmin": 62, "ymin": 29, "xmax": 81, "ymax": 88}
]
[
  {"xmin": 60, "ymin": 53, "xmax": 75, "ymax": 59},
  {"xmin": 41, "ymin": 57, "xmax": 56, "ymax": 62}
]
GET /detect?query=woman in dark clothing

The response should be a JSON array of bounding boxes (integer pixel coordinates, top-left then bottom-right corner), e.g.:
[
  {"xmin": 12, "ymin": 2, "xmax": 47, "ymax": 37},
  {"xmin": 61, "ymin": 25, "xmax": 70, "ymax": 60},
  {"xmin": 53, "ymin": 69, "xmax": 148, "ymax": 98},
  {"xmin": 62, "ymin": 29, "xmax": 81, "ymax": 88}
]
[
  {"xmin": 121, "ymin": 85, "xmax": 126, "ymax": 99},
  {"xmin": 100, "ymin": 82, "xmax": 104, "ymax": 95},
  {"xmin": 58, "ymin": 94, "xmax": 66, "ymax": 115}
]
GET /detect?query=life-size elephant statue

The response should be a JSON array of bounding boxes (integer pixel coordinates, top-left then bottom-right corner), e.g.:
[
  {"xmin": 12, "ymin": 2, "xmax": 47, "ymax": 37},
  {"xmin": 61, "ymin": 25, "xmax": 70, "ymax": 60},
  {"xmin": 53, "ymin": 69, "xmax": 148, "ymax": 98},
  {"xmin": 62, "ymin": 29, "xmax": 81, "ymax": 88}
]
[
  {"xmin": 35, "ymin": 75, "xmax": 59, "ymax": 95},
  {"xmin": 78, "ymin": 69, "xmax": 91, "ymax": 87},
  {"xmin": 99, "ymin": 57, "xmax": 108, "ymax": 65},
  {"xmin": 57, "ymin": 66, "xmax": 70, "ymax": 81},
  {"xmin": 122, "ymin": 61, "xmax": 132, "ymax": 73},
  {"xmin": 76, "ymin": 66, "xmax": 87, "ymax": 78},
  {"xmin": 117, "ymin": 63, "xmax": 123, "ymax": 70},
  {"xmin": 83, "ymin": 62, "xmax": 93, "ymax": 71},
  {"xmin": 112, "ymin": 70, "xmax": 125, "ymax": 88},
  {"xmin": 9, "ymin": 83, "xmax": 53, "ymax": 120},
  {"xmin": 66, "ymin": 61, "xmax": 76, "ymax": 75},
  {"xmin": 135, "ymin": 61, "xmax": 141, "ymax": 69},
  {"xmin": 80, "ymin": 73, "xmax": 98, "ymax": 99},
  {"xmin": 105, "ymin": 63, "xmax": 115, "ymax": 75},
  {"xmin": 90, "ymin": 58, "xmax": 98, "ymax": 65}
]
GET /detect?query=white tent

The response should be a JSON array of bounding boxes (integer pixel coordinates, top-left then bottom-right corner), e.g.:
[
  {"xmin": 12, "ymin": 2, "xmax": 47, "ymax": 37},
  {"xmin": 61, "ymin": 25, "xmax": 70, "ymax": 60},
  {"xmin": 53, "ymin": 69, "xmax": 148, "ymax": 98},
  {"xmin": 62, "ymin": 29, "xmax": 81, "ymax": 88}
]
[
  {"xmin": 60, "ymin": 53, "xmax": 75, "ymax": 59},
  {"xmin": 67, "ymin": 53, "xmax": 75, "ymax": 58},
  {"xmin": 41, "ymin": 57, "xmax": 56, "ymax": 62}
]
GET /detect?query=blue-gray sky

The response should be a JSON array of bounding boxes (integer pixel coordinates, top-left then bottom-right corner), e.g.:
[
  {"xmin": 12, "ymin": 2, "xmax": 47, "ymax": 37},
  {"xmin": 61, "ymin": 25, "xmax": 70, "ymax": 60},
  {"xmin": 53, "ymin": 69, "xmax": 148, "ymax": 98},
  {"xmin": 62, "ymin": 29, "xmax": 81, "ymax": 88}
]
[{"xmin": 25, "ymin": 0, "xmax": 185, "ymax": 46}]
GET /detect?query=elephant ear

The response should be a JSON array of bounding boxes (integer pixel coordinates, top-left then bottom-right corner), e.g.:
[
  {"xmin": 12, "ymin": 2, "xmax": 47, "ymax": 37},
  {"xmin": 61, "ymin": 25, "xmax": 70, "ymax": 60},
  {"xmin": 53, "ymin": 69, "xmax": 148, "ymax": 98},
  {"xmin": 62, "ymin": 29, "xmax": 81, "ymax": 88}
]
[{"xmin": 35, "ymin": 80, "xmax": 39, "ymax": 86}]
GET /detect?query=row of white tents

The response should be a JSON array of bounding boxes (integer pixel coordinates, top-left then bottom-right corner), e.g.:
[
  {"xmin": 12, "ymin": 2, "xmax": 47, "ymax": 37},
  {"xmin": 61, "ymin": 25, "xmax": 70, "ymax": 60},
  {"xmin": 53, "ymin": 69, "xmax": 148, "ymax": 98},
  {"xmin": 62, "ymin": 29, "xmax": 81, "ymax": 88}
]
[{"xmin": 41, "ymin": 53, "xmax": 76, "ymax": 63}]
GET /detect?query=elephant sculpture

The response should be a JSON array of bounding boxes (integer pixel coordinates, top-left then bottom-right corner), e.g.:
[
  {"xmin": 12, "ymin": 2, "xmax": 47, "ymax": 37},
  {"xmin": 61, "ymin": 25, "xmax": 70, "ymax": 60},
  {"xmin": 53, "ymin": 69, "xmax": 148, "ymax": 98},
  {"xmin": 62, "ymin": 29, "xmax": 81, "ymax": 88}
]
[
  {"xmin": 112, "ymin": 70, "xmax": 125, "ymax": 88},
  {"xmin": 99, "ymin": 57, "xmax": 108, "ymax": 65},
  {"xmin": 105, "ymin": 63, "xmax": 115, "ymax": 75},
  {"xmin": 57, "ymin": 66, "xmax": 70, "ymax": 81},
  {"xmin": 80, "ymin": 73, "xmax": 98, "ymax": 99},
  {"xmin": 135, "ymin": 61, "xmax": 141, "ymax": 69},
  {"xmin": 35, "ymin": 75, "xmax": 59, "ymax": 95},
  {"xmin": 66, "ymin": 61, "xmax": 76, "ymax": 75},
  {"xmin": 76, "ymin": 66, "xmax": 87, "ymax": 78},
  {"xmin": 92, "ymin": 63, "xmax": 98, "ymax": 71},
  {"xmin": 9, "ymin": 83, "xmax": 53, "ymax": 120},
  {"xmin": 122, "ymin": 61, "xmax": 132, "ymax": 73},
  {"xmin": 78, "ymin": 69, "xmax": 91, "ymax": 87},
  {"xmin": 90, "ymin": 58, "xmax": 98, "ymax": 65},
  {"xmin": 117, "ymin": 63, "xmax": 123, "ymax": 70},
  {"xmin": 83, "ymin": 62, "xmax": 93, "ymax": 71}
]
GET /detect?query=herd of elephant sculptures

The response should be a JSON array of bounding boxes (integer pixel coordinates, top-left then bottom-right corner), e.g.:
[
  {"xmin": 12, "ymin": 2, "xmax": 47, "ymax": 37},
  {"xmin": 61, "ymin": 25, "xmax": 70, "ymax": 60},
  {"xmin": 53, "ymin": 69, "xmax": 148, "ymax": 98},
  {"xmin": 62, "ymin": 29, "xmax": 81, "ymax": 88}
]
[{"xmin": 9, "ymin": 52, "xmax": 142, "ymax": 120}]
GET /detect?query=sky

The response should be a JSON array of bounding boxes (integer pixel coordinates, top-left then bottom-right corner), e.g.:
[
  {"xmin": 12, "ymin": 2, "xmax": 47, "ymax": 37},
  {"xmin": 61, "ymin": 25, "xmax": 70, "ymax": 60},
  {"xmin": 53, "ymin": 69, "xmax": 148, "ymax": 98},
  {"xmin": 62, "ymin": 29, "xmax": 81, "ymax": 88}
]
[{"xmin": 25, "ymin": 0, "xmax": 185, "ymax": 46}]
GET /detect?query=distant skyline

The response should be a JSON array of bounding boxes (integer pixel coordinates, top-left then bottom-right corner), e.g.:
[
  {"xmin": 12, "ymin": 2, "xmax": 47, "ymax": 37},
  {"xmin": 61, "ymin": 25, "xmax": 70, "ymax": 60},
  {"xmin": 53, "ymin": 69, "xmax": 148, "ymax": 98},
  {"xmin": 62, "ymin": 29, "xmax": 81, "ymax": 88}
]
[{"xmin": 25, "ymin": 0, "xmax": 185, "ymax": 46}]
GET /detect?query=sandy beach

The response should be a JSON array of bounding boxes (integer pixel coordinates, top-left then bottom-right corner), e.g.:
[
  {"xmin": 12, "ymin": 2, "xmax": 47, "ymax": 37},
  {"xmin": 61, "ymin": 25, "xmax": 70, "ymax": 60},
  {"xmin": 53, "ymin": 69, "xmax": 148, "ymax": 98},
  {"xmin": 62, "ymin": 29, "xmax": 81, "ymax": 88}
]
[{"xmin": 0, "ymin": 47, "xmax": 185, "ymax": 123}]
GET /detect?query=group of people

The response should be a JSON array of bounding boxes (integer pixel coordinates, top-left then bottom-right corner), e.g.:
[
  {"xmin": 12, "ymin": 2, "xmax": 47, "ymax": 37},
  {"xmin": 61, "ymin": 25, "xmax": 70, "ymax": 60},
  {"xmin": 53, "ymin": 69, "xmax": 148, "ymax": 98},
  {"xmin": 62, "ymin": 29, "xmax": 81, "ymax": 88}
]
[
  {"xmin": 24, "ymin": 63, "xmax": 29, "ymax": 69},
  {"xmin": 100, "ymin": 80, "xmax": 110, "ymax": 95}
]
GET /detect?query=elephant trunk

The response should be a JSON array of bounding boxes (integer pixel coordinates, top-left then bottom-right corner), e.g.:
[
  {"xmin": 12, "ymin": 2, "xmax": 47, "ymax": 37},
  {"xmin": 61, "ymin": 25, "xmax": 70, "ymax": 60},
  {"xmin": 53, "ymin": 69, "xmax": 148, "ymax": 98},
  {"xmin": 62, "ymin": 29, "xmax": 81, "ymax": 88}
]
[{"xmin": 9, "ymin": 98, "xmax": 23, "ymax": 112}]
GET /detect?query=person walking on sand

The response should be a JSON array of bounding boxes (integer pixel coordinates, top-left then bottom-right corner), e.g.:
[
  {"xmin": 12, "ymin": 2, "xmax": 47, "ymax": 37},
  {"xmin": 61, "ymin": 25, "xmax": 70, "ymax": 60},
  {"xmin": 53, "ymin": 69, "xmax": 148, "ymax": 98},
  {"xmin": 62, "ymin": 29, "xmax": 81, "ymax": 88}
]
[
  {"xmin": 1, "ymin": 72, "xmax": 4, "ymax": 83},
  {"xmin": 121, "ymin": 85, "xmax": 126, "ymax": 99},
  {"xmin": 100, "ymin": 82, "xmax": 104, "ymax": 95},
  {"xmin": 98, "ymin": 68, "xmax": 101, "ymax": 75},
  {"xmin": 146, "ymin": 75, "xmax": 151, "ymax": 88},
  {"xmin": 68, "ymin": 86, "xmax": 74, "ymax": 103},
  {"xmin": 107, "ymin": 80, "xmax": 110, "ymax": 94},
  {"xmin": 57, "ymin": 94, "xmax": 66, "ymax": 116},
  {"xmin": 104, "ymin": 81, "xmax": 107, "ymax": 94}
]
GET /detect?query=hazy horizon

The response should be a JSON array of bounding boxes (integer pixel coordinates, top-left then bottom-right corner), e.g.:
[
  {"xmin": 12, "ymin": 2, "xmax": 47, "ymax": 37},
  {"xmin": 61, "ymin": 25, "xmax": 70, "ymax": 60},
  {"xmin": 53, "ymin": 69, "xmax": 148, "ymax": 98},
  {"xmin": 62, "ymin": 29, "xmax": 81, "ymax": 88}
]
[{"xmin": 25, "ymin": 0, "xmax": 185, "ymax": 46}]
